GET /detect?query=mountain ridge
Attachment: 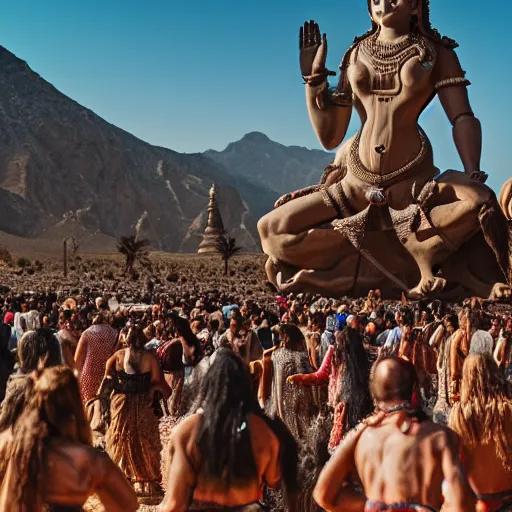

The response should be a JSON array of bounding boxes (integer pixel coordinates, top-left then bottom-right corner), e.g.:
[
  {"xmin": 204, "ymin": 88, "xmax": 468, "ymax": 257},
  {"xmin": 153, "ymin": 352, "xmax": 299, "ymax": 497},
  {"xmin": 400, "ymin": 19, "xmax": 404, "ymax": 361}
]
[
  {"xmin": 0, "ymin": 46, "xmax": 279, "ymax": 253},
  {"xmin": 0, "ymin": 45, "xmax": 330, "ymax": 254},
  {"xmin": 204, "ymin": 130, "xmax": 333, "ymax": 195}
]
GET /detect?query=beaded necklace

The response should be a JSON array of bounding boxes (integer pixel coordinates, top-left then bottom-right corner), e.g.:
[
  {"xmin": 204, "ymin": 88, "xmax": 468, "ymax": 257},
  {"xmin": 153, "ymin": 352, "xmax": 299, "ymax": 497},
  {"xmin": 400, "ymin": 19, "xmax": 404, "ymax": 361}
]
[{"xmin": 359, "ymin": 31, "xmax": 436, "ymax": 97}]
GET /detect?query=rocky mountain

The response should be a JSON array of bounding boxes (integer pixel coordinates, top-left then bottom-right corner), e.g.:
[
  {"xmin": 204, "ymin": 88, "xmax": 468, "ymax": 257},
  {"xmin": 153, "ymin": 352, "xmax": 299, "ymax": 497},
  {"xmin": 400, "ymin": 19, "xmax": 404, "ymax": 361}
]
[
  {"xmin": 205, "ymin": 131, "xmax": 333, "ymax": 195},
  {"xmin": 0, "ymin": 46, "xmax": 279, "ymax": 253}
]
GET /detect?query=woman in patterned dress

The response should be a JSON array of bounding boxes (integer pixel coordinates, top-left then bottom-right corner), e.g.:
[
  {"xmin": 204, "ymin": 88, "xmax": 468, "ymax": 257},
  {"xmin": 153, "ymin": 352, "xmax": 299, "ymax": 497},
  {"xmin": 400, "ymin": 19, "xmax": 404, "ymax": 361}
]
[
  {"xmin": 74, "ymin": 313, "xmax": 119, "ymax": 403},
  {"xmin": 258, "ymin": 324, "xmax": 316, "ymax": 441},
  {"xmin": 105, "ymin": 326, "xmax": 170, "ymax": 498}
]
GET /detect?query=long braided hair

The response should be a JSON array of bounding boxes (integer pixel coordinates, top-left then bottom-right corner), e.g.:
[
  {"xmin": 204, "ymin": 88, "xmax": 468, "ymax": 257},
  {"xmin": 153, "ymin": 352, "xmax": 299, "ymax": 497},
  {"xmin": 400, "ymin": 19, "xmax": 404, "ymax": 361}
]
[{"xmin": 0, "ymin": 365, "xmax": 91, "ymax": 511}]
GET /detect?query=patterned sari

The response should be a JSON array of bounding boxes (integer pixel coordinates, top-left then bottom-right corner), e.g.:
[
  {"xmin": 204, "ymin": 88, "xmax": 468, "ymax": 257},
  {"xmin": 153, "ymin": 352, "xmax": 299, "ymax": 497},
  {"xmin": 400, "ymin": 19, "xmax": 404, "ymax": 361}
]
[{"xmin": 105, "ymin": 371, "xmax": 162, "ymax": 483}]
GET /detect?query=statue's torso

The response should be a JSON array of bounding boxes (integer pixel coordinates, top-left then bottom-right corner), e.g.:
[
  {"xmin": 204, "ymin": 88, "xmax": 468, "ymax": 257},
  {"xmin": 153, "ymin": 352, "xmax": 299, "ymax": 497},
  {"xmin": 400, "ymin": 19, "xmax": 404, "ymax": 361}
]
[{"xmin": 346, "ymin": 35, "xmax": 439, "ymax": 176}]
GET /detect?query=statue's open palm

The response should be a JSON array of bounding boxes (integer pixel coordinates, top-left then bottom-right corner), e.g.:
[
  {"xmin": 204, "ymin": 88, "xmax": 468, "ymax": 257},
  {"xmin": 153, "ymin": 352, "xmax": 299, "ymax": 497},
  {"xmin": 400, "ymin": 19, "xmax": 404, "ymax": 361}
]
[{"xmin": 300, "ymin": 21, "xmax": 328, "ymax": 77}]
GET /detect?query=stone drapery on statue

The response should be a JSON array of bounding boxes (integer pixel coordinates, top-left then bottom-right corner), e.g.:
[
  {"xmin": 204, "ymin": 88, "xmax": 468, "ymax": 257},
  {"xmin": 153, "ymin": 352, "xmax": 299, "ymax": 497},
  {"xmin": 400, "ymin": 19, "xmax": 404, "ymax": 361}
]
[{"xmin": 258, "ymin": 0, "xmax": 512, "ymax": 300}]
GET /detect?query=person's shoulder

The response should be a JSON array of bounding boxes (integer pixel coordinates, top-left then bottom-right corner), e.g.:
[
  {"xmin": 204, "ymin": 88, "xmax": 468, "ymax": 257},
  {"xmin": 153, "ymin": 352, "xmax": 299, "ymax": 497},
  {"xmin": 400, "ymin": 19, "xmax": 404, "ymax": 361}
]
[
  {"xmin": 112, "ymin": 348, "xmax": 126, "ymax": 358},
  {"xmin": 248, "ymin": 414, "xmax": 279, "ymax": 446},
  {"xmin": 417, "ymin": 419, "xmax": 460, "ymax": 447},
  {"xmin": 170, "ymin": 414, "xmax": 201, "ymax": 443},
  {"xmin": 48, "ymin": 438, "xmax": 108, "ymax": 467},
  {"xmin": 143, "ymin": 350, "xmax": 159, "ymax": 365}
]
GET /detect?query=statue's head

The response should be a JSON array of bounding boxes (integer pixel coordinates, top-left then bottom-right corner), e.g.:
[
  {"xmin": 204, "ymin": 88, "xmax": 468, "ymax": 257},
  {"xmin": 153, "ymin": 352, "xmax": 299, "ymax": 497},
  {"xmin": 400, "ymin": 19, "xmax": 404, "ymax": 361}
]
[
  {"xmin": 363, "ymin": 0, "xmax": 456, "ymax": 47},
  {"xmin": 369, "ymin": 0, "xmax": 419, "ymax": 30}
]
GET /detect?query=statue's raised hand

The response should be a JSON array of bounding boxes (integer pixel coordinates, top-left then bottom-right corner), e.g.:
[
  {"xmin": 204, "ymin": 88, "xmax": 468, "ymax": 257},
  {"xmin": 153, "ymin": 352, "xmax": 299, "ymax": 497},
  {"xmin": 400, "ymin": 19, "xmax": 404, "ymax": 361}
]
[{"xmin": 299, "ymin": 20, "xmax": 328, "ymax": 77}]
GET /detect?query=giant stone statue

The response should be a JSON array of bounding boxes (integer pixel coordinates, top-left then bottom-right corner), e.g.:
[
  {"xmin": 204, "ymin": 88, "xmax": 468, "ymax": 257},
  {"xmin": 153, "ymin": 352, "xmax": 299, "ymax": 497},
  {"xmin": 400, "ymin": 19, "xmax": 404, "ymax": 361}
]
[{"xmin": 258, "ymin": 0, "xmax": 512, "ymax": 300}]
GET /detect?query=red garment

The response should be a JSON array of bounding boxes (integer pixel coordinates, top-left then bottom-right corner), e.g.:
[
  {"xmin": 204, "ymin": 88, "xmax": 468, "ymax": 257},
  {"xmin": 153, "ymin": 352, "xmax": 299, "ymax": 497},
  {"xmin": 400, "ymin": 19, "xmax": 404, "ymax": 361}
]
[
  {"xmin": 295, "ymin": 344, "xmax": 333, "ymax": 386},
  {"xmin": 365, "ymin": 502, "xmax": 436, "ymax": 511},
  {"xmin": 476, "ymin": 491, "xmax": 512, "ymax": 512},
  {"xmin": 294, "ymin": 345, "xmax": 342, "ymax": 408},
  {"xmin": 77, "ymin": 324, "xmax": 118, "ymax": 402}
]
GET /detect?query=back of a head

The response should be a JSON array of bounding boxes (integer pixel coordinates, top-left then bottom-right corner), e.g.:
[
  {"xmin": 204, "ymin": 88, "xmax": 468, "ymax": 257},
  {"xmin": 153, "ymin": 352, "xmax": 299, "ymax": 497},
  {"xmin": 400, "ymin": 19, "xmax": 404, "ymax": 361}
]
[
  {"xmin": 18, "ymin": 329, "xmax": 62, "ymax": 372},
  {"xmin": 370, "ymin": 356, "xmax": 417, "ymax": 403},
  {"xmin": 6, "ymin": 365, "xmax": 91, "ymax": 509},
  {"xmin": 92, "ymin": 313, "xmax": 104, "ymax": 326},
  {"xmin": 126, "ymin": 325, "xmax": 147, "ymax": 351},
  {"xmin": 196, "ymin": 349, "xmax": 259, "ymax": 487},
  {"xmin": 460, "ymin": 353, "xmax": 506, "ymax": 404},
  {"xmin": 198, "ymin": 349, "xmax": 256, "ymax": 418},
  {"xmin": 28, "ymin": 365, "xmax": 91, "ymax": 442},
  {"xmin": 280, "ymin": 323, "xmax": 306, "ymax": 350},
  {"xmin": 175, "ymin": 316, "xmax": 193, "ymax": 339}
]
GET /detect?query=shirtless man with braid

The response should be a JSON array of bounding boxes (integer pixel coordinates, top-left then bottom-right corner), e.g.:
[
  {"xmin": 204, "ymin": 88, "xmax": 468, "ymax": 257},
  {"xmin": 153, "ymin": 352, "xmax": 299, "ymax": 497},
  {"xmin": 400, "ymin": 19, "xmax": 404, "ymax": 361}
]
[{"xmin": 314, "ymin": 356, "xmax": 475, "ymax": 512}]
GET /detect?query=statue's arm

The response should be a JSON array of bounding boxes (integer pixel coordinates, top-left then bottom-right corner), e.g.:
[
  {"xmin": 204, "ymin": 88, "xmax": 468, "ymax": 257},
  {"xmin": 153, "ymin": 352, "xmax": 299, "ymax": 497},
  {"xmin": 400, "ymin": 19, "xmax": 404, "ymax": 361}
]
[
  {"xmin": 433, "ymin": 46, "xmax": 482, "ymax": 176},
  {"xmin": 306, "ymin": 84, "xmax": 353, "ymax": 151}
]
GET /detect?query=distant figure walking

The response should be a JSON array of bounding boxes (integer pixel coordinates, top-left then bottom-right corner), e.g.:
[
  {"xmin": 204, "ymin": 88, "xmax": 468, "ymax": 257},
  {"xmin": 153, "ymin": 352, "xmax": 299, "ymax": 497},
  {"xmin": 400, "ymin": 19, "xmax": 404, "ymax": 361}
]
[{"xmin": 75, "ymin": 313, "xmax": 118, "ymax": 403}]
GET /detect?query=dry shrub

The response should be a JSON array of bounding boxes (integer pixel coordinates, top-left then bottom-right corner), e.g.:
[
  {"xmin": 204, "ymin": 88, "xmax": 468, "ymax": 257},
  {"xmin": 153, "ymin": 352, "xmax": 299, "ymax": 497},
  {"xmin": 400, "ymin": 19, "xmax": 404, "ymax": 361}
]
[{"xmin": 0, "ymin": 246, "xmax": 13, "ymax": 265}]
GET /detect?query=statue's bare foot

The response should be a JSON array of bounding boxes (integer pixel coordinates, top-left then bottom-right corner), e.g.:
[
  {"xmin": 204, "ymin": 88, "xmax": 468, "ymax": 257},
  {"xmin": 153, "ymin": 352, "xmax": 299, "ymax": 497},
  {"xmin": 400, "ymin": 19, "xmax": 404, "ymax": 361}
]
[
  {"xmin": 408, "ymin": 276, "xmax": 447, "ymax": 299},
  {"xmin": 489, "ymin": 282, "xmax": 512, "ymax": 300}
]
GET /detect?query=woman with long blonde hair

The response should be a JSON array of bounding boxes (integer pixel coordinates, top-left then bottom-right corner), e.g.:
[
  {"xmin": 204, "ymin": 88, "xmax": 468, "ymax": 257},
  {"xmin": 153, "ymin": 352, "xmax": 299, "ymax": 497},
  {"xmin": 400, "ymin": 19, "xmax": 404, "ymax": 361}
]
[
  {"xmin": 449, "ymin": 354, "xmax": 512, "ymax": 511},
  {"xmin": 0, "ymin": 365, "xmax": 137, "ymax": 512}
]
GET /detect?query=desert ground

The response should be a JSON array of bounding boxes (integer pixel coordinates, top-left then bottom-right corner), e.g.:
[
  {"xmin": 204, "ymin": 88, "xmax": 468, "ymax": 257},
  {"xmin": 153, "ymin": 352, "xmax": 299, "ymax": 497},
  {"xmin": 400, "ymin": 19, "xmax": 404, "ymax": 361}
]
[{"xmin": 0, "ymin": 245, "xmax": 272, "ymax": 300}]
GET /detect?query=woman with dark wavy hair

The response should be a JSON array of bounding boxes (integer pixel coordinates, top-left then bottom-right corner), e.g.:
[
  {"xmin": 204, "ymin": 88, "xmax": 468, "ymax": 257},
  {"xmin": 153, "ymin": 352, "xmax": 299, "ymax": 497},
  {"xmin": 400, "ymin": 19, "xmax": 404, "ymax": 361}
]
[{"xmin": 159, "ymin": 349, "xmax": 299, "ymax": 512}]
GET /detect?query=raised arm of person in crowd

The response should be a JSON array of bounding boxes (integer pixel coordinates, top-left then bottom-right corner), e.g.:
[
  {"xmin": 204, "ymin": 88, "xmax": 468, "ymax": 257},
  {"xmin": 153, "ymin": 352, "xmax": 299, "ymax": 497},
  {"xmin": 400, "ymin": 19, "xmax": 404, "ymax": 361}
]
[{"xmin": 287, "ymin": 344, "xmax": 333, "ymax": 386}]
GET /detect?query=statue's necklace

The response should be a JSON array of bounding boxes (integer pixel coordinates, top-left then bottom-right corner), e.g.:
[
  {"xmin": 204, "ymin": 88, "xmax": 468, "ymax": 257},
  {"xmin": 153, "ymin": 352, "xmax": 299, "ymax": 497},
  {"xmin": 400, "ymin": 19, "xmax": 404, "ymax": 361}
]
[{"xmin": 359, "ymin": 32, "xmax": 436, "ymax": 99}]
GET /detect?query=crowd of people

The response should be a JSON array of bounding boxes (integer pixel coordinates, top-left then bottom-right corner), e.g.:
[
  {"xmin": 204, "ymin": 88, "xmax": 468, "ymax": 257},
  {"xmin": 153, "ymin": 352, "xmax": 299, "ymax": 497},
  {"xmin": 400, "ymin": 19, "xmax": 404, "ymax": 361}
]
[{"xmin": 0, "ymin": 284, "xmax": 511, "ymax": 511}]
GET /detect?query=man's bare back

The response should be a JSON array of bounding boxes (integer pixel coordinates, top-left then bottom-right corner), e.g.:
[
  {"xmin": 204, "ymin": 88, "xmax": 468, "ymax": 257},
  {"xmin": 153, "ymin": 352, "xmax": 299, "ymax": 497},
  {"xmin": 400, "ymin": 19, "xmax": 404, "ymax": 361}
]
[
  {"xmin": 355, "ymin": 412, "xmax": 462, "ymax": 510},
  {"xmin": 314, "ymin": 357, "xmax": 476, "ymax": 512}
]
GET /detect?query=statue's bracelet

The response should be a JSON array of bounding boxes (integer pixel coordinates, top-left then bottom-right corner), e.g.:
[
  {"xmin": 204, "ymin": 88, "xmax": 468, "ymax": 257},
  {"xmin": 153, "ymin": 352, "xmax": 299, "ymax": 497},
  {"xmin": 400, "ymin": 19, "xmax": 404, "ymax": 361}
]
[
  {"xmin": 303, "ymin": 76, "xmax": 328, "ymax": 87},
  {"xmin": 469, "ymin": 170, "xmax": 488, "ymax": 183}
]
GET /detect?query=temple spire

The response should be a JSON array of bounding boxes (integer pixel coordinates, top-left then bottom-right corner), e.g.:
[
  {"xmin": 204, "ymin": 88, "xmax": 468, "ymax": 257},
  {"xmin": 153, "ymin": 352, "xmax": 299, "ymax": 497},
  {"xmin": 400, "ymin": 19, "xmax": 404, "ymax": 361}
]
[{"xmin": 198, "ymin": 184, "xmax": 225, "ymax": 254}]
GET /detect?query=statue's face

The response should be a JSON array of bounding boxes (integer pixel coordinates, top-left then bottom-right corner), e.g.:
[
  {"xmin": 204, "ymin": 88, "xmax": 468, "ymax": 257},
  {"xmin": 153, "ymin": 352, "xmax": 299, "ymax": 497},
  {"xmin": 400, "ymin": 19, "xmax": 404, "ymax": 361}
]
[{"xmin": 370, "ymin": 0, "xmax": 417, "ymax": 29}]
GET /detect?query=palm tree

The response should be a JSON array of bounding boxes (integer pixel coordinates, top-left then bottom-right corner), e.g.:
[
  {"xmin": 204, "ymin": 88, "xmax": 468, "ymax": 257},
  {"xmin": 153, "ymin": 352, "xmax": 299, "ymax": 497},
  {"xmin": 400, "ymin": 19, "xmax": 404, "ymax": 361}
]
[
  {"xmin": 117, "ymin": 235, "xmax": 151, "ymax": 276},
  {"xmin": 214, "ymin": 235, "xmax": 242, "ymax": 276}
]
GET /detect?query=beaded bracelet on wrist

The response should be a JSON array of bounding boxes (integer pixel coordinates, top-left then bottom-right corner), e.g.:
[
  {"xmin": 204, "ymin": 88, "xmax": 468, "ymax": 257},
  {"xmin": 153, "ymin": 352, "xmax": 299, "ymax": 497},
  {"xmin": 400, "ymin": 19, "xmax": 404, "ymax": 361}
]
[{"xmin": 302, "ymin": 68, "xmax": 336, "ymax": 86}]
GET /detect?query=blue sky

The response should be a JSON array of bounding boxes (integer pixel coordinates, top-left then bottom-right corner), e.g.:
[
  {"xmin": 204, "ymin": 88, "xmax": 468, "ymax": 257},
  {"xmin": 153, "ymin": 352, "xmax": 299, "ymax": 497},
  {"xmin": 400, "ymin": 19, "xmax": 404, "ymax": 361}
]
[{"xmin": 0, "ymin": 0, "xmax": 509, "ymax": 192}]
